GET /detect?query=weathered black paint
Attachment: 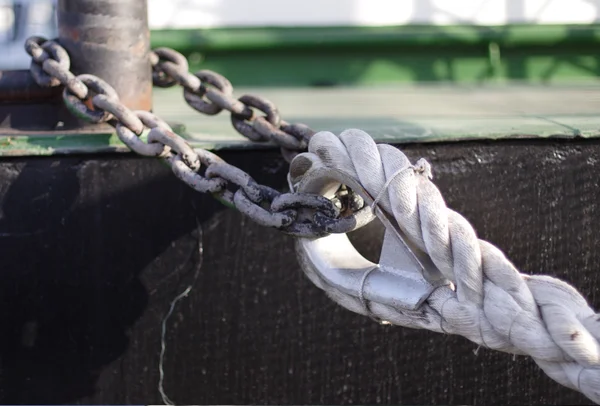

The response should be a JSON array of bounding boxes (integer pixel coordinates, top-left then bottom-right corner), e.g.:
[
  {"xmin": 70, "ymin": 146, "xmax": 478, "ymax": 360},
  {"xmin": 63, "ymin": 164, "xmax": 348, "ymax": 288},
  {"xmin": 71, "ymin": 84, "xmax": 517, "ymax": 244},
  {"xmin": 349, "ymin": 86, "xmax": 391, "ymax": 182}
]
[{"xmin": 0, "ymin": 141, "xmax": 597, "ymax": 405}]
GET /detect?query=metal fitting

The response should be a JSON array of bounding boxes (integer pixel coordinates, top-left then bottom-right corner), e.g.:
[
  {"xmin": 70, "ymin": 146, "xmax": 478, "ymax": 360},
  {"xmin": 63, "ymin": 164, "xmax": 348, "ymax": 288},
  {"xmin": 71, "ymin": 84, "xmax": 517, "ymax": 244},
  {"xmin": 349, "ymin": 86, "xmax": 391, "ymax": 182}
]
[{"xmin": 293, "ymin": 160, "xmax": 451, "ymax": 311}]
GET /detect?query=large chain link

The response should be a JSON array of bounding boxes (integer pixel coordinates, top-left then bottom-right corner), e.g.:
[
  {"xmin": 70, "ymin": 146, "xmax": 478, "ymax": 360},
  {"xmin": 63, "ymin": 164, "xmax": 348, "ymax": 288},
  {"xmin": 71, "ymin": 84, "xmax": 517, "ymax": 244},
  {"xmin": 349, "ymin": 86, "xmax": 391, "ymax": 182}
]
[
  {"xmin": 150, "ymin": 47, "xmax": 313, "ymax": 163},
  {"xmin": 25, "ymin": 37, "xmax": 369, "ymax": 238}
]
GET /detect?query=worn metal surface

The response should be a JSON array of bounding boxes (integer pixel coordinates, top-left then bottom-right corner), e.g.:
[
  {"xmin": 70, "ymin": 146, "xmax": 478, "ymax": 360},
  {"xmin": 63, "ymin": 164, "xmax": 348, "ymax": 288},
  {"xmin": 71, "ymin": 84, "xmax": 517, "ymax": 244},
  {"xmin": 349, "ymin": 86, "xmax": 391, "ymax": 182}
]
[
  {"xmin": 57, "ymin": 0, "xmax": 152, "ymax": 112},
  {"xmin": 1, "ymin": 0, "xmax": 152, "ymax": 134},
  {"xmin": 0, "ymin": 69, "xmax": 67, "ymax": 134},
  {"xmin": 0, "ymin": 140, "xmax": 598, "ymax": 404},
  {"xmin": 155, "ymin": 84, "xmax": 600, "ymax": 145},
  {"xmin": 294, "ymin": 164, "xmax": 450, "ymax": 312},
  {"xmin": 0, "ymin": 98, "xmax": 115, "ymax": 134},
  {"xmin": 3, "ymin": 84, "xmax": 600, "ymax": 154},
  {"xmin": 0, "ymin": 70, "xmax": 61, "ymax": 103},
  {"xmin": 8, "ymin": 40, "xmax": 348, "ymax": 238}
]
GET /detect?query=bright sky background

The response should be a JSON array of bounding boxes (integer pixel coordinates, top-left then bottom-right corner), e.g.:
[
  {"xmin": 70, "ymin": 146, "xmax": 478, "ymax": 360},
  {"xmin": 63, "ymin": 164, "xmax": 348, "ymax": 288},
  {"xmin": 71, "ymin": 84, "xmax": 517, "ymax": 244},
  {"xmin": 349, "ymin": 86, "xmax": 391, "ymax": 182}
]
[{"xmin": 148, "ymin": 0, "xmax": 600, "ymax": 28}]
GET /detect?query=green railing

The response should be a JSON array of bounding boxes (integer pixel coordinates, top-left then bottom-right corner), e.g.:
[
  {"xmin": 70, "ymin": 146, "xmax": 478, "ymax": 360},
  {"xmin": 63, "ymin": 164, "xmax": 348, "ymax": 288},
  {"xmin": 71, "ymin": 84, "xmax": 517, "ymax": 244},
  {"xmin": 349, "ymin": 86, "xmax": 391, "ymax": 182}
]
[{"xmin": 150, "ymin": 24, "xmax": 600, "ymax": 86}]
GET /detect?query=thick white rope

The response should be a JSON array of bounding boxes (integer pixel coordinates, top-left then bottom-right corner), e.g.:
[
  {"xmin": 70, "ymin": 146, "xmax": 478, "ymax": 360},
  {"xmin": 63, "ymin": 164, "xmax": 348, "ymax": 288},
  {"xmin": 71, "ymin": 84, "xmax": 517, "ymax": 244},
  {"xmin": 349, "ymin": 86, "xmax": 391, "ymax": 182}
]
[{"xmin": 290, "ymin": 129, "xmax": 600, "ymax": 403}]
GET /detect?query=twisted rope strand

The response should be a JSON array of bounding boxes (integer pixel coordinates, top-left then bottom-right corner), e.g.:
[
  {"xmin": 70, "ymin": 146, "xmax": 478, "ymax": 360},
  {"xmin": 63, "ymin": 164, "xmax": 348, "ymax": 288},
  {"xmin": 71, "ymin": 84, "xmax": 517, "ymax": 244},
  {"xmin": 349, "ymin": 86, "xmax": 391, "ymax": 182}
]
[{"xmin": 292, "ymin": 129, "xmax": 600, "ymax": 403}]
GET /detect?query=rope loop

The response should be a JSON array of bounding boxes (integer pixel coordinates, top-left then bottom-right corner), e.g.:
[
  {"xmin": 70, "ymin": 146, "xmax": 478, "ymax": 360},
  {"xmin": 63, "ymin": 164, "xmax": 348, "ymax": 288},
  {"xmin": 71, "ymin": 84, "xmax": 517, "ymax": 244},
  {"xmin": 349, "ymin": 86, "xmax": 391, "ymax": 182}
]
[{"xmin": 290, "ymin": 128, "xmax": 600, "ymax": 404}]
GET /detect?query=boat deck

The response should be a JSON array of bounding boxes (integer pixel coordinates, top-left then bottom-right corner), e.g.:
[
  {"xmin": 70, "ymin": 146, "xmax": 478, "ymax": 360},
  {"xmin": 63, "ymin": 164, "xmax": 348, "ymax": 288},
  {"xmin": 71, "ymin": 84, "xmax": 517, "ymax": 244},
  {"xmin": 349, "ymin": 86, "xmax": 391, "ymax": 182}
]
[
  {"xmin": 154, "ymin": 83, "xmax": 600, "ymax": 149},
  {"xmin": 2, "ymin": 83, "xmax": 600, "ymax": 156}
]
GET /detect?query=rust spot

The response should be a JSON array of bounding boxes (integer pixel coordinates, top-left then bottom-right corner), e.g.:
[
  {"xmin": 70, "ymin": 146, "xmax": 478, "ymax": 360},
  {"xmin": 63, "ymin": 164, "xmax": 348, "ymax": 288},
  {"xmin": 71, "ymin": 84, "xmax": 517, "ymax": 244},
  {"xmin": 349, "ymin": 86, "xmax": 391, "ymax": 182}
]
[
  {"xmin": 0, "ymin": 137, "xmax": 13, "ymax": 147},
  {"xmin": 83, "ymin": 98, "xmax": 94, "ymax": 110},
  {"xmin": 66, "ymin": 27, "xmax": 80, "ymax": 42},
  {"xmin": 58, "ymin": 26, "xmax": 80, "ymax": 42},
  {"xmin": 571, "ymin": 331, "xmax": 581, "ymax": 340}
]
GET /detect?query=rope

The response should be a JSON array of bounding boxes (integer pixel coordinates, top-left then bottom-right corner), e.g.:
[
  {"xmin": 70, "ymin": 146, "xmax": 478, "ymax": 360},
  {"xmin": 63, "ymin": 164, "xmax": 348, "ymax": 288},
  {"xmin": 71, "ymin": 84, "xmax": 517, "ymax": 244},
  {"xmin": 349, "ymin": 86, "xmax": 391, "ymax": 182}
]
[{"xmin": 291, "ymin": 129, "xmax": 600, "ymax": 404}]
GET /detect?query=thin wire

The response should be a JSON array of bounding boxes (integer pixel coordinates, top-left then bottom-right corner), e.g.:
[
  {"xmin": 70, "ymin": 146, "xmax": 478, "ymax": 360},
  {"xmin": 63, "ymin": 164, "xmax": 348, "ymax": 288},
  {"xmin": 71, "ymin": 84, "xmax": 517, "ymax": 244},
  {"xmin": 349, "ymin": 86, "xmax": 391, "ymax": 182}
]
[
  {"xmin": 158, "ymin": 213, "xmax": 204, "ymax": 405},
  {"xmin": 370, "ymin": 164, "xmax": 414, "ymax": 211}
]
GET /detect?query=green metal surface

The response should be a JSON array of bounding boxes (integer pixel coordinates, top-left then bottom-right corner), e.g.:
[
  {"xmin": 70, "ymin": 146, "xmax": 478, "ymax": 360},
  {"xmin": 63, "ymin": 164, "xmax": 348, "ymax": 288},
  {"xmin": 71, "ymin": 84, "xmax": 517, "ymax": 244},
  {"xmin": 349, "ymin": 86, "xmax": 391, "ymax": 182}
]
[
  {"xmin": 0, "ymin": 133, "xmax": 124, "ymax": 156},
  {"xmin": 150, "ymin": 24, "xmax": 600, "ymax": 86},
  {"xmin": 1, "ymin": 84, "xmax": 600, "ymax": 157},
  {"xmin": 158, "ymin": 84, "xmax": 600, "ymax": 145},
  {"xmin": 151, "ymin": 25, "xmax": 600, "ymax": 52}
]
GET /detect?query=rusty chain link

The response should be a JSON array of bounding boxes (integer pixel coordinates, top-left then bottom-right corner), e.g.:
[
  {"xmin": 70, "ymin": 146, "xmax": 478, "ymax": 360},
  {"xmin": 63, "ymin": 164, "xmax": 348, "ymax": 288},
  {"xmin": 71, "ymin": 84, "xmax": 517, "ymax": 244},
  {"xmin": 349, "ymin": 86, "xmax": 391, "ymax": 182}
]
[
  {"xmin": 150, "ymin": 49, "xmax": 313, "ymax": 162},
  {"xmin": 25, "ymin": 37, "xmax": 369, "ymax": 238}
]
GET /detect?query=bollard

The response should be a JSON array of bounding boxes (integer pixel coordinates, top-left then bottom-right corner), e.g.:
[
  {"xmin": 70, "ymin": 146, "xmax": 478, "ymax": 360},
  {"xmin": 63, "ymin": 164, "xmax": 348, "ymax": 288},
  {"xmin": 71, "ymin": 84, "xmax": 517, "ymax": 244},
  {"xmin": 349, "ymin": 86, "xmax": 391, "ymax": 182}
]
[{"xmin": 57, "ymin": 0, "xmax": 152, "ymax": 113}]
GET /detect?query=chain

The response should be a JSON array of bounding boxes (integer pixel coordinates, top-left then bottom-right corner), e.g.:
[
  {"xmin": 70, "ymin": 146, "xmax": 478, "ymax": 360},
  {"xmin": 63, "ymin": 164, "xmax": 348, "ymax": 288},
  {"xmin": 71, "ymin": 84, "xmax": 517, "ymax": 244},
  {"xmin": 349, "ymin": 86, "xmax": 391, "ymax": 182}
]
[
  {"xmin": 150, "ymin": 47, "xmax": 314, "ymax": 163},
  {"xmin": 24, "ymin": 37, "xmax": 368, "ymax": 238}
]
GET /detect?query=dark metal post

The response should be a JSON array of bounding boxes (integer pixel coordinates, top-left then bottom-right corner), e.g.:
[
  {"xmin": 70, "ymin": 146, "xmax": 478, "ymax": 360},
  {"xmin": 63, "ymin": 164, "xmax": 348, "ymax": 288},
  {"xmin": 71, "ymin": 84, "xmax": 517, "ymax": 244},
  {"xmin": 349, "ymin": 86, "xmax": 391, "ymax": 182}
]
[{"xmin": 57, "ymin": 0, "xmax": 152, "ymax": 112}]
